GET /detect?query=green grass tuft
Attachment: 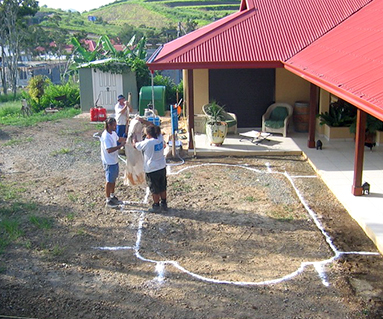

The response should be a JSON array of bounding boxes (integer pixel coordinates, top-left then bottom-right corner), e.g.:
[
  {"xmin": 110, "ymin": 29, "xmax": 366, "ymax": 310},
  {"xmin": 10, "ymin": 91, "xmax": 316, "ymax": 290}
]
[
  {"xmin": 50, "ymin": 148, "xmax": 72, "ymax": 156},
  {"xmin": 29, "ymin": 215, "xmax": 54, "ymax": 230}
]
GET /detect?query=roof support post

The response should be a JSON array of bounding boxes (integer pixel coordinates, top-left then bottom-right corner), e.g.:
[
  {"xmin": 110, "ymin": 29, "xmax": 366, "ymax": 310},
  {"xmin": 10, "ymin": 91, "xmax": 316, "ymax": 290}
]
[
  {"xmin": 352, "ymin": 108, "xmax": 366, "ymax": 196},
  {"xmin": 187, "ymin": 69, "xmax": 195, "ymax": 149},
  {"xmin": 307, "ymin": 83, "xmax": 318, "ymax": 148}
]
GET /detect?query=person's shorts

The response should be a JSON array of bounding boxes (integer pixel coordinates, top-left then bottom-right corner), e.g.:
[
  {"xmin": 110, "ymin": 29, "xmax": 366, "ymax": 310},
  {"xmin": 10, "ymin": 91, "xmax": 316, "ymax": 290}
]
[
  {"xmin": 146, "ymin": 168, "xmax": 167, "ymax": 194},
  {"xmin": 103, "ymin": 163, "xmax": 119, "ymax": 183},
  {"xmin": 116, "ymin": 125, "xmax": 127, "ymax": 138}
]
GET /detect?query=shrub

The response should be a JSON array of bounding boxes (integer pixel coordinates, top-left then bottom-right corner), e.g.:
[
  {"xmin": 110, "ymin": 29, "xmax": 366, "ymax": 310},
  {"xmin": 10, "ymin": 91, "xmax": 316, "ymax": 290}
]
[
  {"xmin": 41, "ymin": 81, "xmax": 80, "ymax": 109},
  {"xmin": 23, "ymin": 77, "xmax": 80, "ymax": 112},
  {"xmin": 25, "ymin": 75, "xmax": 51, "ymax": 112},
  {"xmin": 153, "ymin": 74, "xmax": 183, "ymax": 107}
]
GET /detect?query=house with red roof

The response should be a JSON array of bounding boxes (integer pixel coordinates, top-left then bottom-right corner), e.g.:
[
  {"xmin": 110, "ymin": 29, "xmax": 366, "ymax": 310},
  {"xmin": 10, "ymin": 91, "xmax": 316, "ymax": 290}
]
[{"xmin": 147, "ymin": 0, "xmax": 383, "ymax": 196}]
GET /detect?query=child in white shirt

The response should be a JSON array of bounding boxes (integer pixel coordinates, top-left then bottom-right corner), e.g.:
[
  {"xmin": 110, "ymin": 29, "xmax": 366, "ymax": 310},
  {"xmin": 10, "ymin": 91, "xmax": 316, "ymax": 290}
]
[{"xmin": 134, "ymin": 125, "xmax": 167, "ymax": 212}]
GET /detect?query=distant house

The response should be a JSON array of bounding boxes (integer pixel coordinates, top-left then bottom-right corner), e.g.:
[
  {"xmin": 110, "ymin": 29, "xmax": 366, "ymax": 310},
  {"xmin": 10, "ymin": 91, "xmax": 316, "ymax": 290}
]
[
  {"xmin": 84, "ymin": 40, "xmax": 97, "ymax": 52},
  {"xmin": 0, "ymin": 45, "xmax": 65, "ymax": 88},
  {"xmin": 17, "ymin": 61, "xmax": 65, "ymax": 87},
  {"xmin": 147, "ymin": 0, "xmax": 383, "ymax": 196}
]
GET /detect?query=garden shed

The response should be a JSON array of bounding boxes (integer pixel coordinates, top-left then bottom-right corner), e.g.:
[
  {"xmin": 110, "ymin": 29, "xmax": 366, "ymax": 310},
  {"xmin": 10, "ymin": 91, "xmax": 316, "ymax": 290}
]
[{"xmin": 78, "ymin": 59, "xmax": 138, "ymax": 112}]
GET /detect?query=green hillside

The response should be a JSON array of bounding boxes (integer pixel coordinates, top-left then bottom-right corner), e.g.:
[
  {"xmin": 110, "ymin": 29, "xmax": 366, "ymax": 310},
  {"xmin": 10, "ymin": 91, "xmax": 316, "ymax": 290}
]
[
  {"xmin": 89, "ymin": 0, "xmax": 240, "ymax": 29},
  {"xmin": 38, "ymin": 0, "xmax": 240, "ymax": 37}
]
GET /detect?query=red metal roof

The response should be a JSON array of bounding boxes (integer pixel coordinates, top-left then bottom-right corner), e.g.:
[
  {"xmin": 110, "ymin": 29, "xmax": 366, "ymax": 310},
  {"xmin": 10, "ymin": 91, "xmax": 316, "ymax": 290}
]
[
  {"xmin": 148, "ymin": 0, "xmax": 371, "ymax": 70},
  {"xmin": 84, "ymin": 40, "xmax": 97, "ymax": 51},
  {"xmin": 285, "ymin": 0, "xmax": 383, "ymax": 121}
]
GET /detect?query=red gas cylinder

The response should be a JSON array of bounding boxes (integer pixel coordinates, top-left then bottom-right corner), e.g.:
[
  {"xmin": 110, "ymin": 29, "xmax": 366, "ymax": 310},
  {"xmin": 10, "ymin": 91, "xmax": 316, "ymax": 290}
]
[
  {"xmin": 97, "ymin": 107, "xmax": 107, "ymax": 122},
  {"xmin": 90, "ymin": 107, "xmax": 99, "ymax": 122}
]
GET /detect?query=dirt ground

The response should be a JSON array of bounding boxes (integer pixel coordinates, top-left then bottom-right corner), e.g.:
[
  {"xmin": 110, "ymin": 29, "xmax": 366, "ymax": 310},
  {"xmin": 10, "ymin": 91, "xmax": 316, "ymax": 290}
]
[{"xmin": 0, "ymin": 115, "xmax": 383, "ymax": 319}]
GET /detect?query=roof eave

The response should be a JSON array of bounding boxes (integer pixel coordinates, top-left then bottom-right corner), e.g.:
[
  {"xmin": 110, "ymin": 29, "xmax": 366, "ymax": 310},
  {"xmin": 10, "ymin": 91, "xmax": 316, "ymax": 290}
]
[
  {"xmin": 285, "ymin": 63, "xmax": 383, "ymax": 122},
  {"xmin": 148, "ymin": 61, "xmax": 283, "ymax": 71}
]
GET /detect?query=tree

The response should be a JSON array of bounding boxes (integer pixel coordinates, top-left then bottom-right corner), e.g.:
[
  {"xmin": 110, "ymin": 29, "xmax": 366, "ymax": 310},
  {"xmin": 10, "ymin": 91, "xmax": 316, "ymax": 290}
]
[
  {"xmin": 0, "ymin": 0, "xmax": 39, "ymax": 96},
  {"xmin": 22, "ymin": 24, "xmax": 49, "ymax": 57}
]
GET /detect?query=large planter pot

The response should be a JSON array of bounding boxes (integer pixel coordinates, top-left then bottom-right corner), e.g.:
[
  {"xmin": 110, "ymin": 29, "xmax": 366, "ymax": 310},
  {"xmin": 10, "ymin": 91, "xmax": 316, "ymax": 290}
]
[
  {"xmin": 323, "ymin": 124, "xmax": 354, "ymax": 140},
  {"xmin": 206, "ymin": 122, "xmax": 228, "ymax": 146}
]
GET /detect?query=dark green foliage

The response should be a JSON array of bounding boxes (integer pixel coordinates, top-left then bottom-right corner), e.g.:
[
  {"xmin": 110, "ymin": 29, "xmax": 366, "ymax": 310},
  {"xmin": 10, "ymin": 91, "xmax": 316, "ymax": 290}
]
[
  {"xmin": 153, "ymin": 73, "xmax": 183, "ymax": 106},
  {"xmin": 41, "ymin": 81, "xmax": 80, "ymax": 109},
  {"xmin": 130, "ymin": 57, "xmax": 151, "ymax": 92},
  {"xmin": 349, "ymin": 114, "xmax": 383, "ymax": 135},
  {"xmin": 317, "ymin": 100, "xmax": 356, "ymax": 127}
]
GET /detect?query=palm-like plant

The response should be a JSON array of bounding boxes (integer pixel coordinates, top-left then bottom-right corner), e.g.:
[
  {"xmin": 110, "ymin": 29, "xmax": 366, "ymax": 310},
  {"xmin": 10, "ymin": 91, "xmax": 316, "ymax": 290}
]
[
  {"xmin": 317, "ymin": 100, "xmax": 356, "ymax": 127},
  {"xmin": 70, "ymin": 37, "xmax": 102, "ymax": 63},
  {"xmin": 349, "ymin": 114, "xmax": 383, "ymax": 135},
  {"xmin": 71, "ymin": 34, "xmax": 147, "ymax": 63},
  {"xmin": 204, "ymin": 101, "xmax": 225, "ymax": 125}
]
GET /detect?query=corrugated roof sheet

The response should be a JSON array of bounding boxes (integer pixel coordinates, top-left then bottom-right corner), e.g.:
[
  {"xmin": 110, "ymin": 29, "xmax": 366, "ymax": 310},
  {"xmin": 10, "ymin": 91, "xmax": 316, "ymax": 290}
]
[
  {"xmin": 148, "ymin": 0, "xmax": 371, "ymax": 70},
  {"xmin": 285, "ymin": 0, "xmax": 383, "ymax": 120}
]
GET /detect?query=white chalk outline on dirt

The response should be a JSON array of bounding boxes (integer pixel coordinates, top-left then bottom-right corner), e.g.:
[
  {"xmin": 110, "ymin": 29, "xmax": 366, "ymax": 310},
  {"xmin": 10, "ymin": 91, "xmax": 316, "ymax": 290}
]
[{"xmin": 94, "ymin": 163, "xmax": 379, "ymax": 287}]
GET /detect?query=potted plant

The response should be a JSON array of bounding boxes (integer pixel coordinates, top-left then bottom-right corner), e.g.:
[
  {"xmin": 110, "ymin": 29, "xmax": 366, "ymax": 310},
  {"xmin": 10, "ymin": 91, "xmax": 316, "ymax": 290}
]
[
  {"xmin": 317, "ymin": 99, "xmax": 356, "ymax": 140},
  {"xmin": 203, "ymin": 101, "xmax": 228, "ymax": 146},
  {"xmin": 349, "ymin": 114, "xmax": 383, "ymax": 144}
]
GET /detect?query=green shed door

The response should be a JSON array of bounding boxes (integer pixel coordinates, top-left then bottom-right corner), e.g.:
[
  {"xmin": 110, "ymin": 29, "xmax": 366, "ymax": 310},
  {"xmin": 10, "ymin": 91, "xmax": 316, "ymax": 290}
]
[{"xmin": 209, "ymin": 69, "xmax": 275, "ymax": 128}]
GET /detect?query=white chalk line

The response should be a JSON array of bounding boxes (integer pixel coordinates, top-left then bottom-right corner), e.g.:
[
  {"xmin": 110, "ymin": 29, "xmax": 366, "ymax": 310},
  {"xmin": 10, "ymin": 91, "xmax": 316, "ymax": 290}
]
[
  {"xmin": 94, "ymin": 162, "xmax": 380, "ymax": 286},
  {"xmin": 96, "ymin": 246, "xmax": 135, "ymax": 250}
]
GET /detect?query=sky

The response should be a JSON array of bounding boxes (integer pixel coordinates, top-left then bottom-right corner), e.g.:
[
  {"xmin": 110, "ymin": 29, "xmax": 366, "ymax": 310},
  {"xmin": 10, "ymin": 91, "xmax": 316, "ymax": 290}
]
[{"xmin": 37, "ymin": 0, "xmax": 114, "ymax": 12}]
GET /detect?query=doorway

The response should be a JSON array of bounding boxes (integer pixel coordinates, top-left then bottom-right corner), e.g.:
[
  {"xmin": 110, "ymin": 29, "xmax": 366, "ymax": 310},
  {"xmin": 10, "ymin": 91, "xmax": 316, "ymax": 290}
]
[
  {"xmin": 209, "ymin": 69, "xmax": 275, "ymax": 128},
  {"xmin": 92, "ymin": 70, "xmax": 123, "ymax": 111}
]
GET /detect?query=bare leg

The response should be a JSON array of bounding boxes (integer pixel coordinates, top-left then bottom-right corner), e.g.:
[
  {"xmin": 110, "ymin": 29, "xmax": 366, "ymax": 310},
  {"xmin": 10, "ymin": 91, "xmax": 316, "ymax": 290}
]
[
  {"xmin": 159, "ymin": 191, "xmax": 166, "ymax": 201},
  {"xmin": 106, "ymin": 182, "xmax": 115, "ymax": 198},
  {"xmin": 152, "ymin": 193, "xmax": 160, "ymax": 204}
]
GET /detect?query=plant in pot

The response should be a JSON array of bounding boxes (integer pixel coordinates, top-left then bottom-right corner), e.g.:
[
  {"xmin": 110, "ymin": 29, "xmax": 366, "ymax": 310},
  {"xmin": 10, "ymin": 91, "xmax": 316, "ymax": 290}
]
[
  {"xmin": 317, "ymin": 100, "xmax": 356, "ymax": 127},
  {"xmin": 349, "ymin": 114, "xmax": 383, "ymax": 146},
  {"xmin": 203, "ymin": 101, "xmax": 228, "ymax": 146},
  {"xmin": 317, "ymin": 99, "xmax": 356, "ymax": 139}
]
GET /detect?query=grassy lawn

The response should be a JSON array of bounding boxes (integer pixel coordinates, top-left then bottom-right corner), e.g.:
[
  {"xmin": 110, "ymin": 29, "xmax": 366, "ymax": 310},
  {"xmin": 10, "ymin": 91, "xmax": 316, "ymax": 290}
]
[{"xmin": 0, "ymin": 100, "xmax": 81, "ymax": 127}]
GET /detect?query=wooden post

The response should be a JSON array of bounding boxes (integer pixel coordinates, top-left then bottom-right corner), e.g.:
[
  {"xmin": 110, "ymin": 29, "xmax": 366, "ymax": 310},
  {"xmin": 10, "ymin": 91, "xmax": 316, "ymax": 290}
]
[
  {"xmin": 352, "ymin": 109, "xmax": 366, "ymax": 196},
  {"xmin": 172, "ymin": 134, "xmax": 176, "ymax": 158},
  {"xmin": 307, "ymin": 83, "xmax": 317, "ymax": 148},
  {"xmin": 187, "ymin": 70, "xmax": 195, "ymax": 150}
]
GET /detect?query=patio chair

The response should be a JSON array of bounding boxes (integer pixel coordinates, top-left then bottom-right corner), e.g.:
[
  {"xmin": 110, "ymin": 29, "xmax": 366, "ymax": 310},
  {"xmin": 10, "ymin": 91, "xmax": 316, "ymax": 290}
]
[
  {"xmin": 202, "ymin": 104, "xmax": 237, "ymax": 134},
  {"xmin": 262, "ymin": 103, "xmax": 293, "ymax": 137}
]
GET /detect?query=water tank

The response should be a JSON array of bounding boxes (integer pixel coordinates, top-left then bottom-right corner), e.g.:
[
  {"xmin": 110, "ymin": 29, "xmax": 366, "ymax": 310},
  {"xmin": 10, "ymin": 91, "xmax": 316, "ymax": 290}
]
[{"xmin": 139, "ymin": 86, "xmax": 166, "ymax": 116}]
